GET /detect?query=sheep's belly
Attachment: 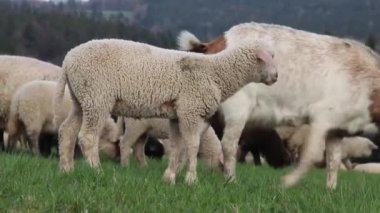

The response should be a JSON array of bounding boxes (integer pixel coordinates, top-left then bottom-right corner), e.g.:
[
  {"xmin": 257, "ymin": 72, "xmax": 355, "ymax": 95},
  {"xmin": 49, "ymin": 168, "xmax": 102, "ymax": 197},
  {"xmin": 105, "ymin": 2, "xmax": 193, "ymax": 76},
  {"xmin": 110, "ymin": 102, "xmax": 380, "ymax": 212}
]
[{"xmin": 112, "ymin": 100, "xmax": 177, "ymax": 119}]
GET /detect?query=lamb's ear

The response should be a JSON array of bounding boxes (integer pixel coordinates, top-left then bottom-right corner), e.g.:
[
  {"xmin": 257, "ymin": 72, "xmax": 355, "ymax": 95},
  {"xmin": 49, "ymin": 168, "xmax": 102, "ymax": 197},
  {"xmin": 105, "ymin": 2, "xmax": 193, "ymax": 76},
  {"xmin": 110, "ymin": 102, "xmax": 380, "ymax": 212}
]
[{"xmin": 255, "ymin": 49, "xmax": 275, "ymax": 65}]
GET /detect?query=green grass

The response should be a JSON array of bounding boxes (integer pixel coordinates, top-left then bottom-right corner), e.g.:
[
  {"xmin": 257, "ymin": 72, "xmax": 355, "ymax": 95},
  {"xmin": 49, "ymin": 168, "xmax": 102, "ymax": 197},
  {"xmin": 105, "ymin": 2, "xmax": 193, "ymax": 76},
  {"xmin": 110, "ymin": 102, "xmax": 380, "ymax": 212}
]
[{"xmin": 1, "ymin": 152, "xmax": 380, "ymax": 212}]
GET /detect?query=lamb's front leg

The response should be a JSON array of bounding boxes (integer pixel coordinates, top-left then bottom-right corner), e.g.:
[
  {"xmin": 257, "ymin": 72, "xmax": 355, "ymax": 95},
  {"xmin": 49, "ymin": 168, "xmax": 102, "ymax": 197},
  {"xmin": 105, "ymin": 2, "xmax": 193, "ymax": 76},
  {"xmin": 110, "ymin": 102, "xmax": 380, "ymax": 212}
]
[
  {"xmin": 325, "ymin": 135, "xmax": 342, "ymax": 189},
  {"xmin": 283, "ymin": 123, "xmax": 329, "ymax": 187}
]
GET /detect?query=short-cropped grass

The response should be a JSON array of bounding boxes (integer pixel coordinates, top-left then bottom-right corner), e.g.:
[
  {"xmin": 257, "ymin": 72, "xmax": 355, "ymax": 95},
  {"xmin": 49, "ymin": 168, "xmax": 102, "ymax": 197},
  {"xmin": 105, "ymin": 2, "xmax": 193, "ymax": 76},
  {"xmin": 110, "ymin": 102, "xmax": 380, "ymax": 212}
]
[{"xmin": 1, "ymin": 152, "xmax": 379, "ymax": 212}]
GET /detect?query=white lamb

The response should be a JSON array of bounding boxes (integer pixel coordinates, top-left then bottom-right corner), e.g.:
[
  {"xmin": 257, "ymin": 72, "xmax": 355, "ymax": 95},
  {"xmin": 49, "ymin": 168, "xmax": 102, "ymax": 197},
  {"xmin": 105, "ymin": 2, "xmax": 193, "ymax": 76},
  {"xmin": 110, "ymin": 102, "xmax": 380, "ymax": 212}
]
[
  {"xmin": 7, "ymin": 80, "xmax": 122, "ymax": 158},
  {"xmin": 352, "ymin": 163, "xmax": 380, "ymax": 174},
  {"xmin": 120, "ymin": 118, "xmax": 223, "ymax": 171},
  {"xmin": 178, "ymin": 21, "xmax": 380, "ymax": 189},
  {"xmin": 55, "ymin": 37, "xmax": 277, "ymax": 185},
  {"xmin": 283, "ymin": 124, "xmax": 378, "ymax": 168},
  {"xmin": 0, "ymin": 55, "xmax": 61, "ymax": 150}
]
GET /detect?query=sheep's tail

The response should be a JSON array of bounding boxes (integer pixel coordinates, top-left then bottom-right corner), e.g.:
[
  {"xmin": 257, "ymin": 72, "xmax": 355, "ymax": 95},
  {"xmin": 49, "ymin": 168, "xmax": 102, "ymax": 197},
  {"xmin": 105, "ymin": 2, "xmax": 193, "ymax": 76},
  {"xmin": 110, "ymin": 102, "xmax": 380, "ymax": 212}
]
[
  {"xmin": 53, "ymin": 72, "xmax": 67, "ymax": 128},
  {"xmin": 177, "ymin": 30, "xmax": 204, "ymax": 51}
]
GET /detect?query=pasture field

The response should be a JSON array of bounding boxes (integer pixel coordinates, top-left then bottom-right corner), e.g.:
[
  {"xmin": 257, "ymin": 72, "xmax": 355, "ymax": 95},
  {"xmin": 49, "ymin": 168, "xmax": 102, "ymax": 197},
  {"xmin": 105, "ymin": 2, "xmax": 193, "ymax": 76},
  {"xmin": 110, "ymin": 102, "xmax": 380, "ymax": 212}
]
[{"xmin": 0, "ymin": 152, "xmax": 380, "ymax": 212}]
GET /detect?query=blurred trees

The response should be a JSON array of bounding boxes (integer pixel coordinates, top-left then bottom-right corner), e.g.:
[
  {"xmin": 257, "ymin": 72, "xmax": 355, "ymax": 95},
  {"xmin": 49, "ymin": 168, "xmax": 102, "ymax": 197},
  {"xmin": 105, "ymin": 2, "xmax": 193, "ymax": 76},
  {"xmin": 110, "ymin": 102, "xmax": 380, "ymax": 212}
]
[{"xmin": 0, "ymin": 1, "xmax": 175, "ymax": 65}]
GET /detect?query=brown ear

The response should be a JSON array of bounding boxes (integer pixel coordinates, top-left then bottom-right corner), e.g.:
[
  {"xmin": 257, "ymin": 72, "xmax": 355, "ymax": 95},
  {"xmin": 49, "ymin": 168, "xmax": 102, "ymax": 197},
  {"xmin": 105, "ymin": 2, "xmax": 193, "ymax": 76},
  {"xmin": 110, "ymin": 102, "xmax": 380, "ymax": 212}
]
[{"xmin": 256, "ymin": 49, "xmax": 275, "ymax": 66}]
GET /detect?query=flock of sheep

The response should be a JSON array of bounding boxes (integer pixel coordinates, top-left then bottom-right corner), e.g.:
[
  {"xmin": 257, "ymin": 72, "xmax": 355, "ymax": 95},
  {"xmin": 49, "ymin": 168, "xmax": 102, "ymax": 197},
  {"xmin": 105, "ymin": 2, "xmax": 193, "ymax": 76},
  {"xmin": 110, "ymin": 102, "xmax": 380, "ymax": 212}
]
[{"xmin": 1, "ymin": 21, "xmax": 380, "ymax": 190}]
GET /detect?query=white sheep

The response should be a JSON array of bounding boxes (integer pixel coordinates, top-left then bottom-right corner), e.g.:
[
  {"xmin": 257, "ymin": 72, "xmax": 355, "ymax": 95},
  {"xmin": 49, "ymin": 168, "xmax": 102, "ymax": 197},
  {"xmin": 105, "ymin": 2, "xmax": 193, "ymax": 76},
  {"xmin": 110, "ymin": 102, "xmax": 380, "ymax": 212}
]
[
  {"xmin": 7, "ymin": 80, "xmax": 122, "ymax": 158},
  {"xmin": 0, "ymin": 55, "xmax": 61, "ymax": 150},
  {"xmin": 120, "ymin": 117, "xmax": 223, "ymax": 171},
  {"xmin": 178, "ymin": 21, "xmax": 380, "ymax": 189},
  {"xmin": 55, "ymin": 37, "xmax": 277, "ymax": 185}
]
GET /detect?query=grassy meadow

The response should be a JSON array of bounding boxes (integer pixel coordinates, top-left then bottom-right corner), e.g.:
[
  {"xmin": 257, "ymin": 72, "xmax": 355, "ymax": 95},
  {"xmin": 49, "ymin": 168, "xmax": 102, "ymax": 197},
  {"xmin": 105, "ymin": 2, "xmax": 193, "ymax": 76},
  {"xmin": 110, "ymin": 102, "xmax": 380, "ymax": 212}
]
[{"xmin": 1, "ymin": 152, "xmax": 380, "ymax": 212}]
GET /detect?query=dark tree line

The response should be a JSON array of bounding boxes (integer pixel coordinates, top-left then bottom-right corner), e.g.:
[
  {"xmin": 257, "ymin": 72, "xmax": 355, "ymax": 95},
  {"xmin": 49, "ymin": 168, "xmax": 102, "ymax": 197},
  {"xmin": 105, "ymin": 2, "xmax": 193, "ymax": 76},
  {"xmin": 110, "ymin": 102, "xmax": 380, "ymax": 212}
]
[{"xmin": 0, "ymin": 1, "xmax": 175, "ymax": 65}]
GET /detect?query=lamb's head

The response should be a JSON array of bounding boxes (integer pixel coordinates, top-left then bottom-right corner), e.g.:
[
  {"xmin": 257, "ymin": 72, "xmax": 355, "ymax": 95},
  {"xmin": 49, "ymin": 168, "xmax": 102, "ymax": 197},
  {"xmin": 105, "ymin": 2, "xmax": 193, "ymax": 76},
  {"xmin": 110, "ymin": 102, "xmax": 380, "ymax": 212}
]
[
  {"xmin": 232, "ymin": 46, "xmax": 277, "ymax": 86},
  {"xmin": 342, "ymin": 136, "xmax": 378, "ymax": 158}
]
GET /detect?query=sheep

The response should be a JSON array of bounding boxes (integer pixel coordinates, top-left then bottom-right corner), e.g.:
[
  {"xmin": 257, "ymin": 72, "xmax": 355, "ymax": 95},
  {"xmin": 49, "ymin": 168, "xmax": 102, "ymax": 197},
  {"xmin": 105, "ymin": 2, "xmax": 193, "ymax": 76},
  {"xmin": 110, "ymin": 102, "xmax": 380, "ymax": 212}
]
[
  {"xmin": 178, "ymin": 21, "xmax": 380, "ymax": 189},
  {"xmin": 0, "ymin": 55, "xmax": 61, "ymax": 150},
  {"xmin": 120, "ymin": 117, "xmax": 223, "ymax": 172},
  {"xmin": 352, "ymin": 163, "xmax": 380, "ymax": 174},
  {"xmin": 208, "ymin": 111, "xmax": 291, "ymax": 168},
  {"xmin": 6, "ymin": 80, "xmax": 122, "ymax": 158},
  {"xmin": 55, "ymin": 37, "xmax": 277, "ymax": 185}
]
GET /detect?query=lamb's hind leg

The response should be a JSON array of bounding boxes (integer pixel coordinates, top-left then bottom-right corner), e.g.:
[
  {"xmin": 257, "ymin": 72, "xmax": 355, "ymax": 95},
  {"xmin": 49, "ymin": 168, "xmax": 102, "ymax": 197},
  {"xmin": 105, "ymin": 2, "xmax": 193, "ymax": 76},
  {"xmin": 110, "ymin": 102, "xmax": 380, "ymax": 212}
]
[
  {"xmin": 325, "ymin": 131, "xmax": 343, "ymax": 190},
  {"xmin": 283, "ymin": 123, "xmax": 329, "ymax": 188},
  {"xmin": 58, "ymin": 98, "xmax": 82, "ymax": 172},
  {"xmin": 78, "ymin": 108, "xmax": 109, "ymax": 170},
  {"xmin": 181, "ymin": 118, "xmax": 208, "ymax": 185}
]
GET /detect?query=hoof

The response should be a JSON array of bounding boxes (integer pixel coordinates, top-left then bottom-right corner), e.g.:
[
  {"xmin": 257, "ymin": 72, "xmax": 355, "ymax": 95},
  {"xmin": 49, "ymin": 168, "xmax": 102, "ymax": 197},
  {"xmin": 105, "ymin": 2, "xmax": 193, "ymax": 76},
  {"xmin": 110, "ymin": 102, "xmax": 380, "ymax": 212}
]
[
  {"xmin": 326, "ymin": 180, "xmax": 337, "ymax": 190},
  {"xmin": 185, "ymin": 172, "xmax": 198, "ymax": 185},
  {"xmin": 162, "ymin": 169, "xmax": 176, "ymax": 184},
  {"xmin": 282, "ymin": 174, "xmax": 298, "ymax": 188},
  {"xmin": 59, "ymin": 162, "xmax": 73, "ymax": 172}
]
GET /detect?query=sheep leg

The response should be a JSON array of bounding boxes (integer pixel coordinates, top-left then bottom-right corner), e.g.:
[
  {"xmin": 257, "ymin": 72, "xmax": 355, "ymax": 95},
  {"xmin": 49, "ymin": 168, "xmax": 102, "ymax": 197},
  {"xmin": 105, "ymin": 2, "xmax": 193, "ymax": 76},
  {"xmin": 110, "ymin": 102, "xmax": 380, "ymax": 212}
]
[
  {"xmin": 283, "ymin": 123, "xmax": 328, "ymax": 188},
  {"xmin": 182, "ymin": 120, "xmax": 207, "ymax": 185},
  {"xmin": 6, "ymin": 128, "xmax": 19, "ymax": 152},
  {"xmin": 58, "ymin": 99, "xmax": 82, "ymax": 172},
  {"xmin": 0, "ymin": 129, "xmax": 4, "ymax": 151},
  {"xmin": 163, "ymin": 119, "xmax": 183, "ymax": 184},
  {"xmin": 78, "ymin": 109, "xmax": 108, "ymax": 170},
  {"xmin": 26, "ymin": 129, "xmax": 41, "ymax": 155},
  {"xmin": 342, "ymin": 158, "xmax": 353, "ymax": 170},
  {"xmin": 133, "ymin": 136, "xmax": 148, "ymax": 166},
  {"xmin": 221, "ymin": 121, "xmax": 246, "ymax": 182},
  {"xmin": 236, "ymin": 145, "xmax": 245, "ymax": 163},
  {"xmin": 120, "ymin": 129, "xmax": 144, "ymax": 167},
  {"xmin": 252, "ymin": 149, "xmax": 262, "ymax": 166},
  {"xmin": 198, "ymin": 127, "xmax": 223, "ymax": 172},
  {"xmin": 325, "ymin": 135, "xmax": 342, "ymax": 190}
]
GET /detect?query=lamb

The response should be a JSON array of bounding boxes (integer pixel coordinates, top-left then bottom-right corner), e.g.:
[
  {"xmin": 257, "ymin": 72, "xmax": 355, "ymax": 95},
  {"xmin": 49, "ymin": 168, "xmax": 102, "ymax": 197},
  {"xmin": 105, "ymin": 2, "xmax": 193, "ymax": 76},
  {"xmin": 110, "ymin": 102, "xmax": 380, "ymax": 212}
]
[
  {"xmin": 6, "ymin": 80, "xmax": 122, "ymax": 158},
  {"xmin": 178, "ymin": 21, "xmax": 380, "ymax": 189},
  {"xmin": 284, "ymin": 124, "xmax": 378, "ymax": 168},
  {"xmin": 0, "ymin": 55, "xmax": 61, "ymax": 150},
  {"xmin": 120, "ymin": 117, "xmax": 223, "ymax": 171},
  {"xmin": 352, "ymin": 163, "xmax": 380, "ymax": 174},
  {"xmin": 55, "ymin": 37, "xmax": 277, "ymax": 185}
]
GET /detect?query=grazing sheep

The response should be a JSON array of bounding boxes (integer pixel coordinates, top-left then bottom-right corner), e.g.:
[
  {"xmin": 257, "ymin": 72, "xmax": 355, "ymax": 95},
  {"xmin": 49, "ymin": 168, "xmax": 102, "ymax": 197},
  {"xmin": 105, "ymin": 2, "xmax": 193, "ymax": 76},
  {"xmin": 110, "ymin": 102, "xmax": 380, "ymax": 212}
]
[
  {"xmin": 0, "ymin": 55, "xmax": 61, "ymax": 150},
  {"xmin": 178, "ymin": 21, "xmax": 380, "ymax": 189},
  {"xmin": 55, "ymin": 37, "xmax": 277, "ymax": 185},
  {"xmin": 6, "ymin": 80, "xmax": 122, "ymax": 158},
  {"xmin": 209, "ymin": 111, "xmax": 291, "ymax": 168},
  {"xmin": 120, "ymin": 117, "xmax": 223, "ymax": 172},
  {"xmin": 352, "ymin": 163, "xmax": 380, "ymax": 174}
]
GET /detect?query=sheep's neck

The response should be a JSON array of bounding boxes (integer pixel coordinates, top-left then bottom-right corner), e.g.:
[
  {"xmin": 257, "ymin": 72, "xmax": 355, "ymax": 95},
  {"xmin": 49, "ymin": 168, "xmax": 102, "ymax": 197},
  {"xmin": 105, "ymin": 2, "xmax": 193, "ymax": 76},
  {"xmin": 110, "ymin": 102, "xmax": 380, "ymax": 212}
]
[{"xmin": 210, "ymin": 55, "xmax": 254, "ymax": 101}]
